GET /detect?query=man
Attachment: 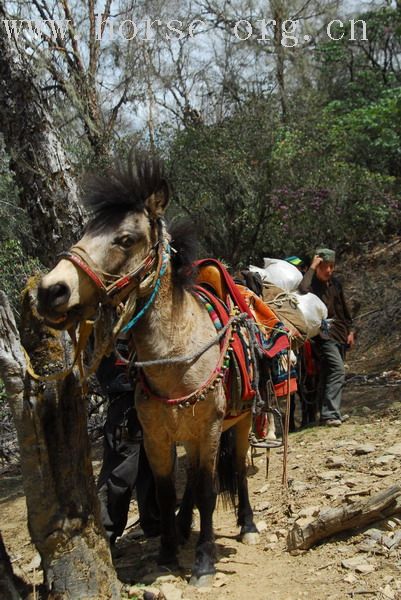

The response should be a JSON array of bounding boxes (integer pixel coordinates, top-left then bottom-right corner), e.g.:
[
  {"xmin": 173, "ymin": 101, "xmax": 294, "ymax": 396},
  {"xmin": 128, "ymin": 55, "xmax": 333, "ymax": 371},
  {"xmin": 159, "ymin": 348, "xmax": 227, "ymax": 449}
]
[
  {"xmin": 299, "ymin": 248, "xmax": 355, "ymax": 426},
  {"xmin": 96, "ymin": 348, "xmax": 160, "ymax": 545}
]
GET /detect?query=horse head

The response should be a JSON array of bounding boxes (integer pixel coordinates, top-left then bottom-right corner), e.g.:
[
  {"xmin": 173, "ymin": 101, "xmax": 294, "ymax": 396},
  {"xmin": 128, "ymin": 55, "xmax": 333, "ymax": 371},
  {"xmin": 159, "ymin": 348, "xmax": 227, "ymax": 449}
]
[{"xmin": 36, "ymin": 155, "xmax": 169, "ymax": 329}]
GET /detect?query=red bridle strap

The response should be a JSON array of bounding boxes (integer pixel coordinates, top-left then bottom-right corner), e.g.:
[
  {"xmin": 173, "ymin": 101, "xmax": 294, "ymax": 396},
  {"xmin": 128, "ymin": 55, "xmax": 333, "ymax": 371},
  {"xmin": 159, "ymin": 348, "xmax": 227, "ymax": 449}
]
[{"xmin": 59, "ymin": 246, "xmax": 159, "ymax": 306}]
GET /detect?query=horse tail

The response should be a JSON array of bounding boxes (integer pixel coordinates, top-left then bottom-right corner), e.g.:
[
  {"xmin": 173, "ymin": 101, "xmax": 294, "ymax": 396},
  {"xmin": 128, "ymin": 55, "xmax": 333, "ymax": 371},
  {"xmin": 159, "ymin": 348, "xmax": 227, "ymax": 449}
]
[{"xmin": 216, "ymin": 428, "xmax": 238, "ymax": 510}]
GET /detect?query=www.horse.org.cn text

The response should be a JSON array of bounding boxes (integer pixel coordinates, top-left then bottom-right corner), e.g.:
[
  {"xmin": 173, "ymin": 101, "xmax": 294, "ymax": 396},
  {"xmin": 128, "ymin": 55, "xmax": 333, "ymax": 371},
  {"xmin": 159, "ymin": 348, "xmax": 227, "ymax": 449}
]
[{"xmin": 1, "ymin": 17, "xmax": 368, "ymax": 47}]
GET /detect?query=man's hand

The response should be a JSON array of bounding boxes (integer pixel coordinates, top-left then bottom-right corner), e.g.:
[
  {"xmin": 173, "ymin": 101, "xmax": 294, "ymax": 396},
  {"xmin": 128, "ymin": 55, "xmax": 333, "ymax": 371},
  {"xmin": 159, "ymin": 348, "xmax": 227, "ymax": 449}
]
[
  {"xmin": 311, "ymin": 254, "xmax": 323, "ymax": 270},
  {"xmin": 347, "ymin": 332, "xmax": 355, "ymax": 349}
]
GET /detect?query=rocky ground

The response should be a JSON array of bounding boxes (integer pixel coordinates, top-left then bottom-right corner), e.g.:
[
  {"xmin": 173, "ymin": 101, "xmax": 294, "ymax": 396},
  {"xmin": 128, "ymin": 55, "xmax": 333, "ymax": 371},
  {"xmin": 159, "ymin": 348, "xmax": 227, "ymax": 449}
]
[
  {"xmin": 1, "ymin": 380, "xmax": 401, "ymax": 600},
  {"xmin": 1, "ymin": 238, "xmax": 401, "ymax": 600}
]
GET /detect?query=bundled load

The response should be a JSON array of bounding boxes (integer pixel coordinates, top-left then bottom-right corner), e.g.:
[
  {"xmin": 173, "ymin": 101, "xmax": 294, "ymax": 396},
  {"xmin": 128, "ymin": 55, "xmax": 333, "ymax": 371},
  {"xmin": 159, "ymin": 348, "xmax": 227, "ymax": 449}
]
[
  {"xmin": 249, "ymin": 259, "xmax": 327, "ymax": 339},
  {"xmin": 249, "ymin": 258, "xmax": 302, "ymax": 292}
]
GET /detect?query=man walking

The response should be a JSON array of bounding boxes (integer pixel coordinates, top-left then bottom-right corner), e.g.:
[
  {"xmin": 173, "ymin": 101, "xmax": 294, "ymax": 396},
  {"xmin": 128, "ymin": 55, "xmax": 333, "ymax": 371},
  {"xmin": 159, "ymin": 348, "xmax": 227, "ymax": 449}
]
[{"xmin": 299, "ymin": 248, "xmax": 355, "ymax": 426}]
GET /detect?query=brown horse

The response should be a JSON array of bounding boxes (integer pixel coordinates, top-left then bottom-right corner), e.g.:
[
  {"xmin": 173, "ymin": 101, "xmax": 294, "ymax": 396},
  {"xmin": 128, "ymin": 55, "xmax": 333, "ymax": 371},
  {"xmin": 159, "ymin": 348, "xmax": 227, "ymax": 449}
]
[{"xmin": 36, "ymin": 155, "xmax": 259, "ymax": 586}]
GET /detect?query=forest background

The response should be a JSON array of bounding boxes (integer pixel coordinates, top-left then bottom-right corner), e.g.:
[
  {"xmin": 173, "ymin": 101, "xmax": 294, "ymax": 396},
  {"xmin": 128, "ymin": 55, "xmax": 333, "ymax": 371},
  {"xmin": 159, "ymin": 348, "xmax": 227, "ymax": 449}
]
[{"xmin": 0, "ymin": 0, "xmax": 400, "ymax": 314}]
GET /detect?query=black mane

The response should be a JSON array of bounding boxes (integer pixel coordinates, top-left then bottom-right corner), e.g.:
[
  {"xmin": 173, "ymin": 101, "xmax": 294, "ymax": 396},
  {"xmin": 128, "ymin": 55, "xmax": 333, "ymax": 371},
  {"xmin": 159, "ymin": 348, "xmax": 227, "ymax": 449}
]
[
  {"xmin": 81, "ymin": 153, "xmax": 198, "ymax": 289},
  {"xmin": 169, "ymin": 219, "xmax": 198, "ymax": 289},
  {"xmin": 82, "ymin": 153, "xmax": 167, "ymax": 221}
]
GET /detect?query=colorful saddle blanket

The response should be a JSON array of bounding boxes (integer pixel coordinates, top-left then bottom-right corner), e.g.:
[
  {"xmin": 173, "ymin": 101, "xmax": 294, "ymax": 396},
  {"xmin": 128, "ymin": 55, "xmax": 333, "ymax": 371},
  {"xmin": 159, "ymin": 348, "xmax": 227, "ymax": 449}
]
[{"xmin": 195, "ymin": 259, "xmax": 297, "ymax": 407}]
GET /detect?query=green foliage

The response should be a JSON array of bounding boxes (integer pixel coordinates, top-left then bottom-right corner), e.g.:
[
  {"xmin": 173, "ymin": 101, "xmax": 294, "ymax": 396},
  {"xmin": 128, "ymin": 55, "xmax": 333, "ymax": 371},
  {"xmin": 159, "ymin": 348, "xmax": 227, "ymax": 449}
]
[
  {"xmin": 168, "ymin": 78, "xmax": 401, "ymax": 266},
  {"xmin": 168, "ymin": 99, "xmax": 280, "ymax": 267},
  {"xmin": 315, "ymin": 7, "xmax": 401, "ymax": 106}
]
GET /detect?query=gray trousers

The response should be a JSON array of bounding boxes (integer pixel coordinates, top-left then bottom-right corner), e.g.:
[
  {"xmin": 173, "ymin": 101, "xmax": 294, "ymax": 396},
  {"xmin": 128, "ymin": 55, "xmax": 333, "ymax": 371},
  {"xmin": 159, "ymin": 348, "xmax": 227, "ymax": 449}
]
[{"xmin": 317, "ymin": 339, "xmax": 345, "ymax": 421}]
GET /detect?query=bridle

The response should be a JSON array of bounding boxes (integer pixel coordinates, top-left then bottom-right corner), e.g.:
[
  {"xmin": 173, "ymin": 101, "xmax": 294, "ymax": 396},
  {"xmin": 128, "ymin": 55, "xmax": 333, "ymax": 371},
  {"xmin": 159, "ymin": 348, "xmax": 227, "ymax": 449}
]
[
  {"xmin": 25, "ymin": 218, "xmax": 170, "ymax": 384},
  {"xmin": 59, "ymin": 242, "xmax": 161, "ymax": 308}
]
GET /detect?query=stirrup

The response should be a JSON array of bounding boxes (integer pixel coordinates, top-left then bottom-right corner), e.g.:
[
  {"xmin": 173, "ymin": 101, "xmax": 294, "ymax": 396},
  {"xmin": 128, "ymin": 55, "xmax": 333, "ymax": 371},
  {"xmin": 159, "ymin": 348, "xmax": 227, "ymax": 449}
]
[{"xmin": 249, "ymin": 434, "xmax": 283, "ymax": 449}]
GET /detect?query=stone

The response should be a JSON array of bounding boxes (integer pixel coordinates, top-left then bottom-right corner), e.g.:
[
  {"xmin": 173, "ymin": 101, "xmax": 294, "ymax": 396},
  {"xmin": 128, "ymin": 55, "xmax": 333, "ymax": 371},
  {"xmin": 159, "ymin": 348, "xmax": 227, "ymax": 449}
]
[
  {"xmin": 343, "ymin": 573, "xmax": 358, "ymax": 584},
  {"xmin": 380, "ymin": 585, "xmax": 395, "ymax": 599},
  {"xmin": 372, "ymin": 470, "xmax": 393, "ymax": 478},
  {"xmin": 325, "ymin": 486, "xmax": 347, "ymax": 498},
  {"xmin": 275, "ymin": 528, "xmax": 288, "ymax": 538},
  {"xmin": 256, "ymin": 520, "xmax": 268, "ymax": 532},
  {"xmin": 354, "ymin": 444, "xmax": 376, "ymax": 455},
  {"xmin": 266, "ymin": 533, "xmax": 279, "ymax": 543},
  {"xmin": 319, "ymin": 470, "xmax": 345, "ymax": 481},
  {"xmin": 364, "ymin": 528, "xmax": 385, "ymax": 541},
  {"xmin": 341, "ymin": 557, "xmax": 375, "ymax": 573},
  {"xmin": 385, "ymin": 443, "xmax": 401, "ymax": 456},
  {"xmin": 290, "ymin": 480, "xmax": 310, "ymax": 493},
  {"xmin": 298, "ymin": 506, "xmax": 320, "ymax": 518},
  {"xmin": 373, "ymin": 455, "xmax": 395, "ymax": 466},
  {"xmin": 295, "ymin": 517, "xmax": 315, "ymax": 528},
  {"xmin": 357, "ymin": 539, "xmax": 378, "ymax": 552},
  {"xmin": 255, "ymin": 500, "xmax": 271, "ymax": 512},
  {"xmin": 326, "ymin": 456, "xmax": 347, "ymax": 468},
  {"xmin": 255, "ymin": 484, "xmax": 269, "ymax": 495},
  {"xmin": 159, "ymin": 583, "xmax": 183, "ymax": 600}
]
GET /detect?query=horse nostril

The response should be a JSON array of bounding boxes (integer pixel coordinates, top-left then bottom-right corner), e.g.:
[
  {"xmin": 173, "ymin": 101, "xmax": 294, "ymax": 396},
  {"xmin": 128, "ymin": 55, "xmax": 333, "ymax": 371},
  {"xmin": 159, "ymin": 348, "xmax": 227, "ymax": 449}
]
[{"xmin": 38, "ymin": 282, "xmax": 71, "ymax": 310}]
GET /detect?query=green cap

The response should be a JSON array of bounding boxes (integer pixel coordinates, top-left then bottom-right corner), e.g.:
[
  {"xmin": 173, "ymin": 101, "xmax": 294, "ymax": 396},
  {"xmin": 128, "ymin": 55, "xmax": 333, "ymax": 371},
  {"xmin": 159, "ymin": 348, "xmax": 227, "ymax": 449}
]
[{"xmin": 316, "ymin": 247, "xmax": 335, "ymax": 262}]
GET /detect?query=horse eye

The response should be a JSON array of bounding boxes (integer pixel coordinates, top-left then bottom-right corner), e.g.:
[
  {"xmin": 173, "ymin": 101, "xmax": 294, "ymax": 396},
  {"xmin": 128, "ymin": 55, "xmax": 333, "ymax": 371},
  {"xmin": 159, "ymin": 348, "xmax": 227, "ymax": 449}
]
[{"xmin": 115, "ymin": 235, "xmax": 136, "ymax": 249}]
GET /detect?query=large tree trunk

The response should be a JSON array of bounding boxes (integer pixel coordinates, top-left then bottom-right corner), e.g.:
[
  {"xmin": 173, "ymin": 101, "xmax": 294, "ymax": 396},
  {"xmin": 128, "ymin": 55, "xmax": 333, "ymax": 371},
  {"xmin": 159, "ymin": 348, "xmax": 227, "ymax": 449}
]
[
  {"xmin": 0, "ymin": 2, "xmax": 84, "ymax": 266},
  {"xmin": 0, "ymin": 287, "xmax": 120, "ymax": 599}
]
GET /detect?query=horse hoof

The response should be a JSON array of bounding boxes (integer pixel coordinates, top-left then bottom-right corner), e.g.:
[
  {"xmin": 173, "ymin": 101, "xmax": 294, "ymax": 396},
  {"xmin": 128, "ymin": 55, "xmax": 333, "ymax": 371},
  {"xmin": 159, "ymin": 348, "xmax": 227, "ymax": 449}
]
[
  {"xmin": 241, "ymin": 532, "xmax": 259, "ymax": 545},
  {"xmin": 189, "ymin": 573, "xmax": 215, "ymax": 588}
]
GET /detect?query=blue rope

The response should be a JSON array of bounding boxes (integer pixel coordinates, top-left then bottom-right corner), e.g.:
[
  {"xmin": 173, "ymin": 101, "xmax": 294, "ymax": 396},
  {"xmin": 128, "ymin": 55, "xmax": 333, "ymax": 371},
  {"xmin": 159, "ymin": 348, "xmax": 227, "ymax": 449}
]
[{"xmin": 122, "ymin": 245, "xmax": 170, "ymax": 333}]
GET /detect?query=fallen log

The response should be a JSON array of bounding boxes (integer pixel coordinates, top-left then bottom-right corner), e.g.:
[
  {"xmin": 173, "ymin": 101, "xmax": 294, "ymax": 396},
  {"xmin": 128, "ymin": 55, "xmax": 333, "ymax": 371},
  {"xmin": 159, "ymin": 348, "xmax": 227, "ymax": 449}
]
[
  {"xmin": 0, "ymin": 286, "xmax": 120, "ymax": 599},
  {"xmin": 287, "ymin": 484, "xmax": 401, "ymax": 551}
]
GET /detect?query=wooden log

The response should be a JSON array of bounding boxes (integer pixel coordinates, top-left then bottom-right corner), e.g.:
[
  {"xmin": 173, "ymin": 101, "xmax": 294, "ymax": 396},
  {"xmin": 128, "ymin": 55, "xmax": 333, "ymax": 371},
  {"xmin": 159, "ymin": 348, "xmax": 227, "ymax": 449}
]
[
  {"xmin": 0, "ymin": 287, "xmax": 121, "ymax": 599},
  {"xmin": 287, "ymin": 484, "xmax": 401, "ymax": 551}
]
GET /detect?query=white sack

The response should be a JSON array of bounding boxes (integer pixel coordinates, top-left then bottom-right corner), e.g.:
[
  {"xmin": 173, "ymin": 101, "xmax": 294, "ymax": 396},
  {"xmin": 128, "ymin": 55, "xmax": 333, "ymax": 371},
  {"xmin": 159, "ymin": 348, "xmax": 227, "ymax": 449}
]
[
  {"xmin": 250, "ymin": 258, "xmax": 302, "ymax": 292},
  {"xmin": 295, "ymin": 292, "xmax": 328, "ymax": 338}
]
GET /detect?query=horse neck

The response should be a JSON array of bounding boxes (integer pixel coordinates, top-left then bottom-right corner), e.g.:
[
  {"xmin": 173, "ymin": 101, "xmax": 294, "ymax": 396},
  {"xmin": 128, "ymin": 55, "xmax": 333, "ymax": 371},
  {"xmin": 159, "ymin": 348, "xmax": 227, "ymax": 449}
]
[{"xmin": 131, "ymin": 265, "xmax": 197, "ymax": 360}]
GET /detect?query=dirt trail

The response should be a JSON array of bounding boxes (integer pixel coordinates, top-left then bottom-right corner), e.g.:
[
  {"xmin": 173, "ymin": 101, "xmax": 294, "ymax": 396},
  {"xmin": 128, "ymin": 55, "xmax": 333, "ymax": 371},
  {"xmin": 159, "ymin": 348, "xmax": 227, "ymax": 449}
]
[
  {"xmin": 2, "ymin": 382, "xmax": 401, "ymax": 600},
  {"xmin": 2, "ymin": 238, "xmax": 401, "ymax": 599}
]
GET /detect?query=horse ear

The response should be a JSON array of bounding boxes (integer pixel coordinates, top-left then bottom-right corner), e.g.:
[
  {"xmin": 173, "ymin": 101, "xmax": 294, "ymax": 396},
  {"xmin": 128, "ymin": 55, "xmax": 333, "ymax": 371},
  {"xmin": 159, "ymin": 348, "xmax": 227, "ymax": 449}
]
[{"xmin": 145, "ymin": 182, "xmax": 169, "ymax": 217}]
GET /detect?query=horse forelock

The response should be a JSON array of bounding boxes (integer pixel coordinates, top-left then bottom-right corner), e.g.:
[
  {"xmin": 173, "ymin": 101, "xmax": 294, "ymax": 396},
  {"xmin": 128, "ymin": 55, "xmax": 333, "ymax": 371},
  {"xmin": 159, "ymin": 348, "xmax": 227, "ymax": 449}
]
[{"xmin": 81, "ymin": 153, "xmax": 167, "ymax": 228}]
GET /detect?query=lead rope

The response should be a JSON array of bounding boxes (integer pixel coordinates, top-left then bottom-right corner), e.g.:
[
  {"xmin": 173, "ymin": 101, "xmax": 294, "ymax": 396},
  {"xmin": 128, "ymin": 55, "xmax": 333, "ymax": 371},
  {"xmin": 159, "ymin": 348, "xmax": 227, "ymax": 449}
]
[{"xmin": 282, "ymin": 338, "xmax": 292, "ymax": 489}]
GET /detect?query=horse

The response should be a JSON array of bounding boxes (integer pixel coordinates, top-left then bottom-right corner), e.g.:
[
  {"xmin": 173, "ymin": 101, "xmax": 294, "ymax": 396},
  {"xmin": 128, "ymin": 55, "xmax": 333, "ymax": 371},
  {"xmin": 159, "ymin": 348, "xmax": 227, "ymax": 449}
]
[{"xmin": 36, "ymin": 154, "xmax": 259, "ymax": 586}]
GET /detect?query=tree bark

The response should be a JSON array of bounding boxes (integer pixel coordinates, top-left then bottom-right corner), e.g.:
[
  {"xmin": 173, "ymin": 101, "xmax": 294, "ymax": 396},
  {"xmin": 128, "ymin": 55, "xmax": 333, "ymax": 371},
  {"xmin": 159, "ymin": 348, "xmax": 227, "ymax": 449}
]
[
  {"xmin": 0, "ymin": 2, "xmax": 84, "ymax": 267},
  {"xmin": 287, "ymin": 485, "xmax": 401, "ymax": 551},
  {"xmin": 0, "ymin": 287, "xmax": 120, "ymax": 599}
]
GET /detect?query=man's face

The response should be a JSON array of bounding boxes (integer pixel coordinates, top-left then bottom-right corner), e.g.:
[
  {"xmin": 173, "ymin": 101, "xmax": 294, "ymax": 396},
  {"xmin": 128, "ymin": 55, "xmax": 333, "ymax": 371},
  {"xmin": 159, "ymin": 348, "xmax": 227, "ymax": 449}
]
[{"xmin": 316, "ymin": 260, "xmax": 335, "ymax": 283}]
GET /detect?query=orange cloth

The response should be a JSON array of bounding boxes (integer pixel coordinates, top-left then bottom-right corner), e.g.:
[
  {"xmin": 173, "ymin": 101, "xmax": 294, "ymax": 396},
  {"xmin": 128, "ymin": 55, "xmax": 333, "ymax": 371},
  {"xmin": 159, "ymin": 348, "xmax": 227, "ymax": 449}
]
[{"xmin": 236, "ymin": 285, "xmax": 280, "ymax": 331}]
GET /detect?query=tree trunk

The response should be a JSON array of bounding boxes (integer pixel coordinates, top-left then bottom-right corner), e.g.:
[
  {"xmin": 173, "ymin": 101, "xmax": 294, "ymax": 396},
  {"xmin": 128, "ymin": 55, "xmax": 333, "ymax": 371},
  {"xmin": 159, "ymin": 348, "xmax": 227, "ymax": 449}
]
[
  {"xmin": 0, "ymin": 2, "xmax": 84, "ymax": 267},
  {"xmin": 287, "ymin": 485, "xmax": 401, "ymax": 551},
  {"xmin": 0, "ymin": 287, "xmax": 120, "ymax": 599}
]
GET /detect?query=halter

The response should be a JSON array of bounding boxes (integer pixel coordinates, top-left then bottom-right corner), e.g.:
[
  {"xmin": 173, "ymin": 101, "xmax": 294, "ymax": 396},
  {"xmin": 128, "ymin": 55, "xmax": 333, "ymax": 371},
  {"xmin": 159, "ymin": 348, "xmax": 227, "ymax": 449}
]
[
  {"xmin": 58, "ymin": 243, "xmax": 160, "ymax": 307},
  {"xmin": 26, "ymin": 220, "xmax": 170, "ymax": 385}
]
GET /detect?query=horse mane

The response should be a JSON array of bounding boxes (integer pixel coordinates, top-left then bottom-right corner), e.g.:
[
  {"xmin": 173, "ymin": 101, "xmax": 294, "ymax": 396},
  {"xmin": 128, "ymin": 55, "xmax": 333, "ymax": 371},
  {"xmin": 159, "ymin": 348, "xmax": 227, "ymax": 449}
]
[
  {"xmin": 82, "ymin": 152, "xmax": 167, "ymax": 221},
  {"xmin": 169, "ymin": 219, "xmax": 198, "ymax": 290},
  {"xmin": 81, "ymin": 152, "xmax": 198, "ymax": 290}
]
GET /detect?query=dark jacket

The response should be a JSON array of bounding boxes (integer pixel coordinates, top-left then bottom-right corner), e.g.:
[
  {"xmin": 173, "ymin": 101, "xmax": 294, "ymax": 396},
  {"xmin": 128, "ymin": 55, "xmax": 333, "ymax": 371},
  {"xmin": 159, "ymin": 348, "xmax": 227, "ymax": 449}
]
[{"xmin": 299, "ymin": 269, "xmax": 353, "ymax": 345}]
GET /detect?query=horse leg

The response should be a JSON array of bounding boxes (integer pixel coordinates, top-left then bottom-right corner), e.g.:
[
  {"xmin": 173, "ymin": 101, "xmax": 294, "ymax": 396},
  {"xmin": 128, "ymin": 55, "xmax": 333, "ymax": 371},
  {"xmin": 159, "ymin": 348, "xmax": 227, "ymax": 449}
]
[
  {"xmin": 142, "ymin": 433, "xmax": 178, "ymax": 569},
  {"xmin": 235, "ymin": 413, "xmax": 259, "ymax": 544},
  {"xmin": 176, "ymin": 441, "xmax": 196, "ymax": 544},
  {"xmin": 189, "ymin": 430, "xmax": 221, "ymax": 587}
]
